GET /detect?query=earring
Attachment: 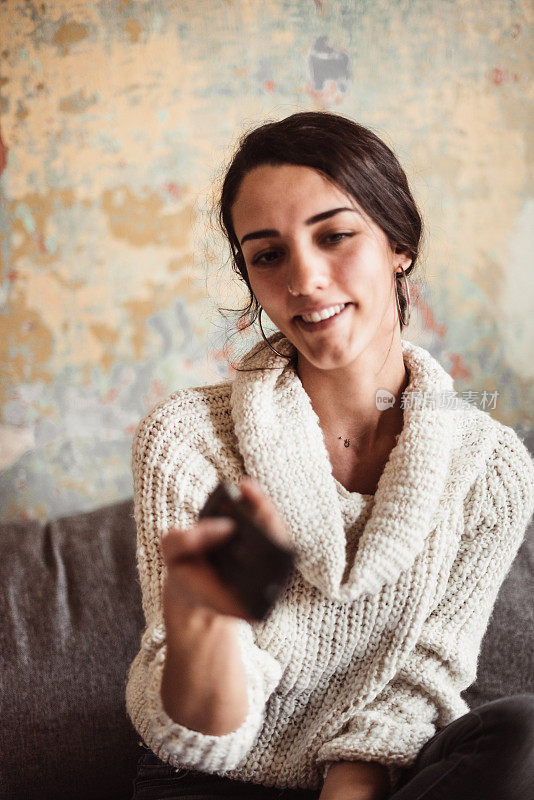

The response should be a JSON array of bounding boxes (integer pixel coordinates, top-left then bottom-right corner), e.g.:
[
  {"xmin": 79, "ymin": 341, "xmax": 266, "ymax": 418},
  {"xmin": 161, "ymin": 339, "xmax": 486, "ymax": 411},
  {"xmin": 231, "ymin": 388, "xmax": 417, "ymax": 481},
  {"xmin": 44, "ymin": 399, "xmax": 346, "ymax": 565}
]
[
  {"xmin": 288, "ymin": 285, "xmax": 299, "ymax": 296},
  {"xmin": 395, "ymin": 265, "xmax": 411, "ymax": 327},
  {"xmin": 257, "ymin": 307, "xmax": 292, "ymax": 359}
]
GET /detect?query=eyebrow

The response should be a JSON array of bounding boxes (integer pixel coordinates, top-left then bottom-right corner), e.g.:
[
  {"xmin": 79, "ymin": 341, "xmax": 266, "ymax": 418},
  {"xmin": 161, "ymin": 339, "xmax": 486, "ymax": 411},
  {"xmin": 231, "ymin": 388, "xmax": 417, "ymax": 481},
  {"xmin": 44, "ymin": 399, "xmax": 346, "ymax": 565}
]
[{"xmin": 239, "ymin": 207, "xmax": 362, "ymax": 246}]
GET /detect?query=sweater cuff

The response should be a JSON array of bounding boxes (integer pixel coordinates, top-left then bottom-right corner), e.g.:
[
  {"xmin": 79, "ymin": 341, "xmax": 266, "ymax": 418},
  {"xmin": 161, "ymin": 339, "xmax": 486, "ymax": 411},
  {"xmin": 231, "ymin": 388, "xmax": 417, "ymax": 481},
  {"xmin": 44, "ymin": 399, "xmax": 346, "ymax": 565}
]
[
  {"xmin": 317, "ymin": 714, "xmax": 435, "ymax": 788},
  {"xmin": 144, "ymin": 620, "xmax": 282, "ymax": 773}
]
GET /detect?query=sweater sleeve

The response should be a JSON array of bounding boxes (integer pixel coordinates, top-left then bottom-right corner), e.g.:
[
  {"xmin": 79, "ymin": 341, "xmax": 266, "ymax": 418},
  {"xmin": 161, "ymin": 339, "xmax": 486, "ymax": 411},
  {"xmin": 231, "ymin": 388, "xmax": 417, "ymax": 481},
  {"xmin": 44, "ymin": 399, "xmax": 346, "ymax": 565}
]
[
  {"xmin": 125, "ymin": 403, "xmax": 283, "ymax": 773},
  {"xmin": 316, "ymin": 425, "xmax": 534, "ymax": 791}
]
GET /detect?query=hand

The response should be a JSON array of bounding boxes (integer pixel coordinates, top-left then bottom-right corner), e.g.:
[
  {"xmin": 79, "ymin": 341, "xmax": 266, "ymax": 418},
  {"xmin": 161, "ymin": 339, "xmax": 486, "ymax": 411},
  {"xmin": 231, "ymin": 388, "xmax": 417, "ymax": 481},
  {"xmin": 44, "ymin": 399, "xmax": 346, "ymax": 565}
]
[
  {"xmin": 318, "ymin": 761, "xmax": 390, "ymax": 800},
  {"xmin": 237, "ymin": 475, "xmax": 292, "ymax": 548},
  {"xmin": 161, "ymin": 476, "xmax": 290, "ymax": 624}
]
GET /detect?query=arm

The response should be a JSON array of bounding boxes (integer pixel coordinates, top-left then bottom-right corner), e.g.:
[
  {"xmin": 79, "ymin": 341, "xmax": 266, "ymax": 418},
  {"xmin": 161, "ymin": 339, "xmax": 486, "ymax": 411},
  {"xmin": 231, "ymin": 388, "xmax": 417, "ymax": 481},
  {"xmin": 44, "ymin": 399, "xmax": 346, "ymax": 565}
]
[
  {"xmin": 319, "ymin": 760, "xmax": 390, "ymax": 800},
  {"xmin": 316, "ymin": 425, "xmax": 534, "ymax": 792},
  {"xmin": 125, "ymin": 406, "xmax": 283, "ymax": 771},
  {"xmin": 161, "ymin": 602, "xmax": 248, "ymax": 735}
]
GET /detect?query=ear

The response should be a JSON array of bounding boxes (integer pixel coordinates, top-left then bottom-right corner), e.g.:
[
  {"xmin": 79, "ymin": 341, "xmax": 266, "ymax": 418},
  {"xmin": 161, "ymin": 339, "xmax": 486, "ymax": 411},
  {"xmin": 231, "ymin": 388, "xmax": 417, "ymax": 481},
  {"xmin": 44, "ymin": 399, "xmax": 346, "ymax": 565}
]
[
  {"xmin": 395, "ymin": 254, "xmax": 412, "ymax": 274},
  {"xmin": 392, "ymin": 243, "xmax": 412, "ymax": 270},
  {"xmin": 396, "ymin": 259, "xmax": 412, "ymax": 274}
]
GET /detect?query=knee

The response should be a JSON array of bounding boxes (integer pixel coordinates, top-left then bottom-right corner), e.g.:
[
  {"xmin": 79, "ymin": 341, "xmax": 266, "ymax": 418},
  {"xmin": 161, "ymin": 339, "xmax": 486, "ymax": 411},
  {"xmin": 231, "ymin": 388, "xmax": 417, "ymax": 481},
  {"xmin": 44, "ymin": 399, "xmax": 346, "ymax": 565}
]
[
  {"xmin": 476, "ymin": 693, "xmax": 534, "ymax": 754},
  {"xmin": 472, "ymin": 695, "xmax": 534, "ymax": 797}
]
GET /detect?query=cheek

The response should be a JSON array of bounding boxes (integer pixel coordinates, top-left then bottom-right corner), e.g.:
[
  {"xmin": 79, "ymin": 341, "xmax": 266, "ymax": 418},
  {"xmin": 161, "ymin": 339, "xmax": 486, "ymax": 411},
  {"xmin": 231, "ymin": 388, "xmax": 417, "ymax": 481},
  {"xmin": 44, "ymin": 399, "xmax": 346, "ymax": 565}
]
[
  {"xmin": 343, "ymin": 242, "xmax": 392, "ymax": 287},
  {"xmin": 247, "ymin": 272, "xmax": 280, "ymax": 308},
  {"xmin": 337, "ymin": 250, "xmax": 376, "ymax": 291},
  {"xmin": 340, "ymin": 265, "xmax": 393, "ymax": 315}
]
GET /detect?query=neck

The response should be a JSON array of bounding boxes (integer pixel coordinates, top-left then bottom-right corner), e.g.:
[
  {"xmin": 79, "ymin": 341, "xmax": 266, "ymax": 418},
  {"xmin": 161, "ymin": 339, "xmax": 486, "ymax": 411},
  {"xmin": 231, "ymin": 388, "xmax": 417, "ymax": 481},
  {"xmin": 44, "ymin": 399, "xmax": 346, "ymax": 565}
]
[{"xmin": 295, "ymin": 336, "xmax": 409, "ymax": 450}]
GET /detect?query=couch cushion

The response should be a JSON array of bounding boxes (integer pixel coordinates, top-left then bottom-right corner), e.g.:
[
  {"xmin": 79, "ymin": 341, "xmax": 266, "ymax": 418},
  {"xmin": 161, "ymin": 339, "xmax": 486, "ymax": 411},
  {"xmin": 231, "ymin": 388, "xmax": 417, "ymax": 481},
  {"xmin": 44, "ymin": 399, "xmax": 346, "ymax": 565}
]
[{"xmin": 0, "ymin": 499, "xmax": 144, "ymax": 800}]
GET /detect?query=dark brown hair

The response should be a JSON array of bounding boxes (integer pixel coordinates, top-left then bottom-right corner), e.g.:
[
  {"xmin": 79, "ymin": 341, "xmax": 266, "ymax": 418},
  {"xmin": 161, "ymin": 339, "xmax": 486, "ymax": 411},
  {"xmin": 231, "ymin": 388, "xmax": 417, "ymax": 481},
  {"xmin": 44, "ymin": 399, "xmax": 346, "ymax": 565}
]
[{"xmin": 217, "ymin": 111, "xmax": 423, "ymax": 364}]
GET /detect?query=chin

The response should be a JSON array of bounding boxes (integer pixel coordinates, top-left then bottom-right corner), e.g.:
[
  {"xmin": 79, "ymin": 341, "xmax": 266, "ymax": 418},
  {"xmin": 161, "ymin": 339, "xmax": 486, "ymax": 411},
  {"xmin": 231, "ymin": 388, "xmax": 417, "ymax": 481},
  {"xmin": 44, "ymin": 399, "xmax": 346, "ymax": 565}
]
[
  {"xmin": 299, "ymin": 346, "xmax": 362, "ymax": 371},
  {"xmin": 310, "ymin": 333, "xmax": 374, "ymax": 367}
]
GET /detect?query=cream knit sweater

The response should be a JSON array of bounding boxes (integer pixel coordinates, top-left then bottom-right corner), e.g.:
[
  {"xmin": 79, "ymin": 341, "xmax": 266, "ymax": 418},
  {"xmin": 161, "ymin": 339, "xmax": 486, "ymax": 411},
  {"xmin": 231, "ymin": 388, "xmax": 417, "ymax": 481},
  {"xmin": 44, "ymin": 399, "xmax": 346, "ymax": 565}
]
[{"xmin": 126, "ymin": 334, "xmax": 534, "ymax": 793}]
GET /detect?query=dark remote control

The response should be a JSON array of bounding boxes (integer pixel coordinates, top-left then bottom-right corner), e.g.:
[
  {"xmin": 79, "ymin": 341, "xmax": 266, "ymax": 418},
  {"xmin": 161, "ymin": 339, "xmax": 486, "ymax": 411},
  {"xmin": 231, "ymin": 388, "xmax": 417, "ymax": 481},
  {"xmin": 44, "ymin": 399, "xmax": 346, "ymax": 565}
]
[{"xmin": 198, "ymin": 480, "xmax": 296, "ymax": 620}]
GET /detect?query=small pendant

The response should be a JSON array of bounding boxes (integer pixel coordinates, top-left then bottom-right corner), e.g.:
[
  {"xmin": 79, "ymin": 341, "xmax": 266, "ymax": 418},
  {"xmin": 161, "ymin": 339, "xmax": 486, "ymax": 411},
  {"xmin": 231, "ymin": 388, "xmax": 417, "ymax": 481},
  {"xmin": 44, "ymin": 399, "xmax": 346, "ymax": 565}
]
[{"xmin": 338, "ymin": 436, "xmax": 350, "ymax": 448}]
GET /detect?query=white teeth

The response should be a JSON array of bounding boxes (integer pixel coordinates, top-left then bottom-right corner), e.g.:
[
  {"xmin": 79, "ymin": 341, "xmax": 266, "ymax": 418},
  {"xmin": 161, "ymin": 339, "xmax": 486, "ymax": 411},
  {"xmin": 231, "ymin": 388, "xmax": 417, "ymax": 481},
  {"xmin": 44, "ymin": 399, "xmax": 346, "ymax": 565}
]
[{"xmin": 301, "ymin": 303, "xmax": 346, "ymax": 323}]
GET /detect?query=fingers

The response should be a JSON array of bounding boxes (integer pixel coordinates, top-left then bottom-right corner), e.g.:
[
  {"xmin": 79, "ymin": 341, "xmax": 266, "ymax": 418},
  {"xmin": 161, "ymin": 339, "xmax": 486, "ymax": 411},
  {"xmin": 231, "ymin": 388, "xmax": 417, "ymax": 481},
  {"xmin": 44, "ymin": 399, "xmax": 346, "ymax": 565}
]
[
  {"xmin": 162, "ymin": 535, "xmax": 257, "ymax": 623},
  {"xmin": 238, "ymin": 476, "xmax": 290, "ymax": 544},
  {"xmin": 237, "ymin": 476, "xmax": 271, "ymax": 513},
  {"xmin": 161, "ymin": 476, "xmax": 290, "ymax": 566},
  {"xmin": 161, "ymin": 517, "xmax": 235, "ymax": 562}
]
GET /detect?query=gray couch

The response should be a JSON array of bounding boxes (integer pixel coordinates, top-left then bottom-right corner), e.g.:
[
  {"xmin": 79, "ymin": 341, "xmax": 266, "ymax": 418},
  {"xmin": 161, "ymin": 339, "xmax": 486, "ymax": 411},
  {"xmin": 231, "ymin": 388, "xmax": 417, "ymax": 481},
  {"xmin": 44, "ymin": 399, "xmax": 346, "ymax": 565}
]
[{"xmin": 1, "ymin": 499, "xmax": 533, "ymax": 800}]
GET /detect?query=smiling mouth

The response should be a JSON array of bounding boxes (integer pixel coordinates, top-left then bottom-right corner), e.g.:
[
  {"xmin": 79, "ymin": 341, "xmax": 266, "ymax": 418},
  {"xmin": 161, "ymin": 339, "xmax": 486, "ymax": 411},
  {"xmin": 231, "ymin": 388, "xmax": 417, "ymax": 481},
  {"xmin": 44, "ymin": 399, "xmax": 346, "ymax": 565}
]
[
  {"xmin": 296, "ymin": 303, "xmax": 352, "ymax": 322},
  {"xmin": 295, "ymin": 302, "xmax": 352, "ymax": 329}
]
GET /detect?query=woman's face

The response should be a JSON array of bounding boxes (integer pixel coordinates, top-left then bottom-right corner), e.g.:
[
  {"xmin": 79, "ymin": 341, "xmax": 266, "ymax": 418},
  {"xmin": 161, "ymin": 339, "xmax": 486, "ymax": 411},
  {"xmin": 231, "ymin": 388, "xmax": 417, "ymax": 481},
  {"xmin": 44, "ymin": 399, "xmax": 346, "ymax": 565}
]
[{"xmin": 231, "ymin": 164, "xmax": 411, "ymax": 371}]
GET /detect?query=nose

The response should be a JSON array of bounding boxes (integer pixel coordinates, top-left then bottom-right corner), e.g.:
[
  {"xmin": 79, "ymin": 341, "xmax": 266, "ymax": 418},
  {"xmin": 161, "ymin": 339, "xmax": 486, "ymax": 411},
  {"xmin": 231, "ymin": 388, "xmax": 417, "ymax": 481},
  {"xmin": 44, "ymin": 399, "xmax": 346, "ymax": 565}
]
[{"xmin": 287, "ymin": 242, "xmax": 331, "ymax": 296}]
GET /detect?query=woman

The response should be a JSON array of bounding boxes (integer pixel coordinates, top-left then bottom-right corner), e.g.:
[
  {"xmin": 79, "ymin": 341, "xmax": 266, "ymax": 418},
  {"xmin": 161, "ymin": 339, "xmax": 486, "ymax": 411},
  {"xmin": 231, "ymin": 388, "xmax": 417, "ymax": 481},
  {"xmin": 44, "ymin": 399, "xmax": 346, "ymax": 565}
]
[{"xmin": 126, "ymin": 112, "xmax": 534, "ymax": 800}]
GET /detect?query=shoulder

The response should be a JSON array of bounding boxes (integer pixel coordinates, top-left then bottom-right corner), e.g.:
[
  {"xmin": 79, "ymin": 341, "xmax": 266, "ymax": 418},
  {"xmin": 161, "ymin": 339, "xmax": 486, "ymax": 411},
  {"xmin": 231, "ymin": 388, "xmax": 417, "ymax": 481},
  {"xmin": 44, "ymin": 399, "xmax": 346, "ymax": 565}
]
[
  {"xmin": 130, "ymin": 379, "xmax": 244, "ymax": 526},
  {"xmin": 449, "ymin": 401, "xmax": 532, "ymax": 488},
  {"xmin": 131, "ymin": 379, "xmax": 234, "ymax": 467},
  {"xmin": 480, "ymin": 417, "xmax": 534, "ymax": 520},
  {"xmin": 459, "ymin": 407, "xmax": 534, "ymax": 542}
]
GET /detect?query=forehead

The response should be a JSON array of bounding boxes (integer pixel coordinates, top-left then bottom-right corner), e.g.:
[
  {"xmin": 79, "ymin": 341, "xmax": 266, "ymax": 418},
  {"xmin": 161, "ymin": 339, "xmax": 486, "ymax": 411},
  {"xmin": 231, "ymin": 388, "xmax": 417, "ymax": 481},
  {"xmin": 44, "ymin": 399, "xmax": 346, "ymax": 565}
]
[{"xmin": 231, "ymin": 164, "xmax": 359, "ymax": 231}]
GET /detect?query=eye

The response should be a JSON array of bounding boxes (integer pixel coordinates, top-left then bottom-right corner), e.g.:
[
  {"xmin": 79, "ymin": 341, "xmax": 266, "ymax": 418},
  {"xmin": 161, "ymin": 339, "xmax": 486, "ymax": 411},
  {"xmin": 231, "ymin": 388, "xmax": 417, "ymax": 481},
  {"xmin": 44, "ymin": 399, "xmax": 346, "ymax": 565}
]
[
  {"xmin": 250, "ymin": 232, "xmax": 355, "ymax": 266},
  {"xmin": 251, "ymin": 249, "xmax": 282, "ymax": 266},
  {"xmin": 324, "ymin": 232, "xmax": 354, "ymax": 244}
]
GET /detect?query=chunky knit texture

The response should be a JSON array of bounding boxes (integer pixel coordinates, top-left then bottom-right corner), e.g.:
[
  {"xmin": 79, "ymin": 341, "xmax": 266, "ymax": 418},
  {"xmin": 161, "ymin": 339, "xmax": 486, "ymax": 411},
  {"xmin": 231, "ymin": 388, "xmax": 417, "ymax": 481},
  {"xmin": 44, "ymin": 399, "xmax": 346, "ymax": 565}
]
[{"xmin": 126, "ymin": 334, "xmax": 534, "ymax": 793}]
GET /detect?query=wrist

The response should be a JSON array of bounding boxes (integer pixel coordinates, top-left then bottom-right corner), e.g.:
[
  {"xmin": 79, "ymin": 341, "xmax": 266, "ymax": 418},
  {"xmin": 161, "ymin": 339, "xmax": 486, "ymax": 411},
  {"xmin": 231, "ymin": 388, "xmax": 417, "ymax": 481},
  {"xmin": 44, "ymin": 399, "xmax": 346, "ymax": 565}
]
[
  {"xmin": 161, "ymin": 605, "xmax": 245, "ymax": 733},
  {"xmin": 164, "ymin": 599, "xmax": 238, "ymax": 646}
]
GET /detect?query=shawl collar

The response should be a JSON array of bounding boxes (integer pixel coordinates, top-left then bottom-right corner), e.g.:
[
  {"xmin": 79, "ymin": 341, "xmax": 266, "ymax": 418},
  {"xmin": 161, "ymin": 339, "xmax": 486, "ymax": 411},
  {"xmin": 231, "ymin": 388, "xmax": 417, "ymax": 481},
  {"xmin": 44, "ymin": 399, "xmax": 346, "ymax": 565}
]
[{"xmin": 229, "ymin": 333, "xmax": 458, "ymax": 602}]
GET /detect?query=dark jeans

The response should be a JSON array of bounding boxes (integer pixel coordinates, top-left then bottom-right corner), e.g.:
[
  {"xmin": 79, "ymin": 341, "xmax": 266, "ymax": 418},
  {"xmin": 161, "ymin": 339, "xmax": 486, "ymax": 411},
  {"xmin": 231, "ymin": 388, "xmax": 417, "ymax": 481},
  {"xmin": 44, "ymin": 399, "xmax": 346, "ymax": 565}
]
[{"xmin": 131, "ymin": 694, "xmax": 534, "ymax": 799}]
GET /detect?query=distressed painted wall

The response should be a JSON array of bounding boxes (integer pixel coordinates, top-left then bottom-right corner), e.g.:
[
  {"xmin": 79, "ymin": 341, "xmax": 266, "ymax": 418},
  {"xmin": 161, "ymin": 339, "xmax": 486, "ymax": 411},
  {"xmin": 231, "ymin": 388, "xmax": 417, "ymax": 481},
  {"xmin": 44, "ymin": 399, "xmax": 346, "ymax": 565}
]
[{"xmin": 1, "ymin": 0, "xmax": 532, "ymax": 521}]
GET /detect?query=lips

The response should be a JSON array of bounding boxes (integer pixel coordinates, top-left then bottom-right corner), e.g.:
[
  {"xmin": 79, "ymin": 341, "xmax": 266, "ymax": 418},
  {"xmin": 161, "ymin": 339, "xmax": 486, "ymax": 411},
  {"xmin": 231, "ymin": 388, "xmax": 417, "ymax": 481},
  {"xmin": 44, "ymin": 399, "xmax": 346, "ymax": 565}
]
[
  {"xmin": 295, "ymin": 302, "xmax": 352, "ymax": 330},
  {"xmin": 294, "ymin": 302, "xmax": 352, "ymax": 319}
]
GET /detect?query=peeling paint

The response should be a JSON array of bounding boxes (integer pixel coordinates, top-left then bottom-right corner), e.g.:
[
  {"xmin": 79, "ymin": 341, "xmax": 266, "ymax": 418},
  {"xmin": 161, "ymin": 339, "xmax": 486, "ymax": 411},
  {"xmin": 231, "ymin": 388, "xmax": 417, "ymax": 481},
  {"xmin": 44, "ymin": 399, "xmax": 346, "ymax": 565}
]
[
  {"xmin": 0, "ymin": 126, "xmax": 8, "ymax": 175},
  {"xmin": 0, "ymin": 288, "xmax": 55, "ymax": 410},
  {"xmin": 52, "ymin": 22, "xmax": 89, "ymax": 55},
  {"xmin": 307, "ymin": 36, "xmax": 351, "ymax": 93},
  {"xmin": 0, "ymin": 425, "xmax": 36, "ymax": 471},
  {"xmin": 101, "ymin": 186, "xmax": 194, "ymax": 248},
  {"xmin": 59, "ymin": 89, "xmax": 98, "ymax": 113},
  {"xmin": 125, "ymin": 18, "xmax": 142, "ymax": 43}
]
